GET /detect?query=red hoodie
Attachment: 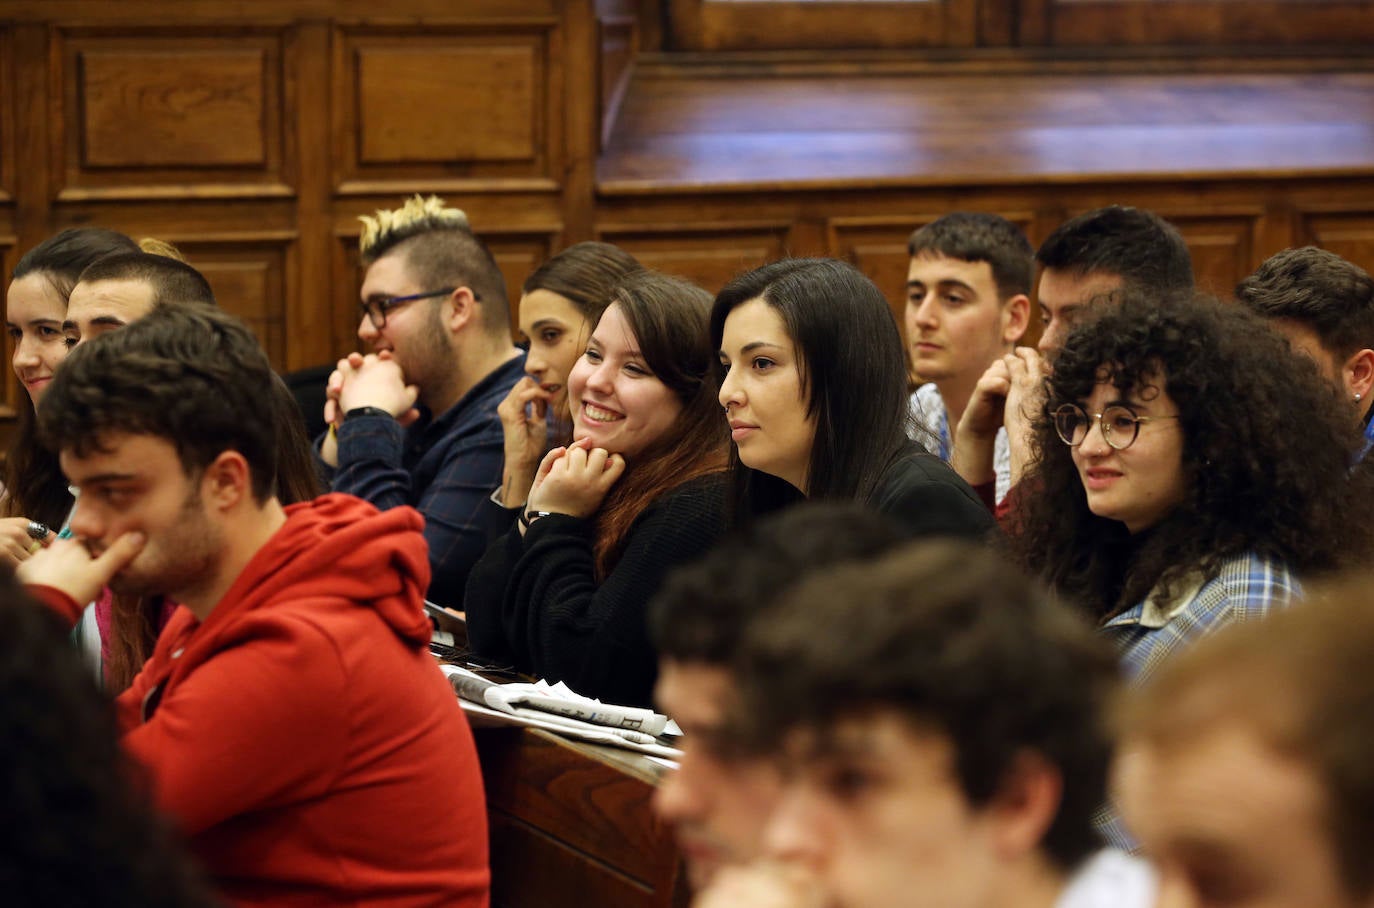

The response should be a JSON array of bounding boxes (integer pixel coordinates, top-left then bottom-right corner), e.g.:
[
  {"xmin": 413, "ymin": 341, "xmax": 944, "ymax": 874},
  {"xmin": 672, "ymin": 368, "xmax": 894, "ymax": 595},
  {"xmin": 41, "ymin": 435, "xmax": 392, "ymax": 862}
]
[{"xmin": 36, "ymin": 494, "xmax": 490, "ymax": 907}]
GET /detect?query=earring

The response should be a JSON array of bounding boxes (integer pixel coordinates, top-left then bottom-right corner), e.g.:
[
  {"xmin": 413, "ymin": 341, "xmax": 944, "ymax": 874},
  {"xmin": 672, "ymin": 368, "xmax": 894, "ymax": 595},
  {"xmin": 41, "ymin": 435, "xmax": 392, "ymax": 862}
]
[{"xmin": 1357, "ymin": 393, "xmax": 1364, "ymax": 402}]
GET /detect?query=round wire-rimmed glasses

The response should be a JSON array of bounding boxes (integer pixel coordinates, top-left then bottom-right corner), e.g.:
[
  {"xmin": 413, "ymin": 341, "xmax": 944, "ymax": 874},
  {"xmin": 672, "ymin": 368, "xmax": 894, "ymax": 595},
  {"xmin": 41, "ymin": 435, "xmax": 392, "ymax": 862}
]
[{"xmin": 1053, "ymin": 402, "xmax": 1179, "ymax": 451}]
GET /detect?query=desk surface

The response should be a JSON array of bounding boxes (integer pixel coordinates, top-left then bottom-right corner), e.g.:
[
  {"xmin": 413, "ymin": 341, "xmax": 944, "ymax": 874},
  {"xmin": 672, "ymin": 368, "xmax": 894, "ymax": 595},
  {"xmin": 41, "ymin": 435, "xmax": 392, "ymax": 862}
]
[{"xmin": 474, "ymin": 724, "xmax": 689, "ymax": 908}]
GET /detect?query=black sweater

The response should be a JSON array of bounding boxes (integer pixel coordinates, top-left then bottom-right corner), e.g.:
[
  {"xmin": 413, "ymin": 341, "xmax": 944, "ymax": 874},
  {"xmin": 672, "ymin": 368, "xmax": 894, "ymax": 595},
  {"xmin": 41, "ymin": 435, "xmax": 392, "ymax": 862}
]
[{"xmin": 464, "ymin": 475, "xmax": 727, "ymax": 708}]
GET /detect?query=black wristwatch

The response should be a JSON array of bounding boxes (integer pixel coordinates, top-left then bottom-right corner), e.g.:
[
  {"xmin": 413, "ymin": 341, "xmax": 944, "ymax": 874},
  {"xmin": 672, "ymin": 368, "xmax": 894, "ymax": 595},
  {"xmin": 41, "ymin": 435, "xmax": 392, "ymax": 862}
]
[{"xmin": 343, "ymin": 406, "xmax": 392, "ymax": 422}]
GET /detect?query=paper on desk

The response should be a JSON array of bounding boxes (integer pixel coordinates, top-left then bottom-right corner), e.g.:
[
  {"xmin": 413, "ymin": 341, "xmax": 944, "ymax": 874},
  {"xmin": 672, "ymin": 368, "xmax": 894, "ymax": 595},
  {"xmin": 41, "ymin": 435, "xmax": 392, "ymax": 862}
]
[
  {"xmin": 441, "ymin": 664, "xmax": 668, "ymax": 734},
  {"xmin": 440, "ymin": 664, "xmax": 681, "ymax": 759},
  {"xmin": 459, "ymin": 697, "xmax": 682, "ymax": 761}
]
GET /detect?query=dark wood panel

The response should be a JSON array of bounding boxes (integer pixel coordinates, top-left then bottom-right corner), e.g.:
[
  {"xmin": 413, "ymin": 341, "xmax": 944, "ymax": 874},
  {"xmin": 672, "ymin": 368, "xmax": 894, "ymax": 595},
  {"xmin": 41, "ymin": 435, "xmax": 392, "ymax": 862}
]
[
  {"xmin": 55, "ymin": 31, "xmax": 290, "ymax": 198},
  {"xmin": 357, "ymin": 46, "xmax": 537, "ymax": 164},
  {"xmin": 1041, "ymin": 1, "xmax": 1374, "ymax": 47},
  {"xmin": 597, "ymin": 223, "xmax": 791, "ymax": 294},
  {"xmin": 334, "ymin": 27, "xmax": 557, "ymax": 192},
  {"xmin": 80, "ymin": 49, "xmax": 267, "ymax": 168},
  {"xmin": 475, "ymin": 726, "xmax": 686, "ymax": 908},
  {"xmin": 1300, "ymin": 213, "xmax": 1374, "ymax": 275},
  {"xmin": 175, "ymin": 239, "xmax": 293, "ymax": 370}
]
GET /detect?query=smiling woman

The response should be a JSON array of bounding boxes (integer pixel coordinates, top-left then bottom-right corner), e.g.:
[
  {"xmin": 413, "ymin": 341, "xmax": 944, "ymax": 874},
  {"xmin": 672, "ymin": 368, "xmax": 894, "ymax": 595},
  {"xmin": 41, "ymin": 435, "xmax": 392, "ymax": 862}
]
[
  {"xmin": 1015, "ymin": 290, "xmax": 1374, "ymax": 684},
  {"xmin": 494, "ymin": 242, "xmax": 643, "ymax": 514},
  {"xmin": 465, "ymin": 269, "xmax": 730, "ymax": 708}
]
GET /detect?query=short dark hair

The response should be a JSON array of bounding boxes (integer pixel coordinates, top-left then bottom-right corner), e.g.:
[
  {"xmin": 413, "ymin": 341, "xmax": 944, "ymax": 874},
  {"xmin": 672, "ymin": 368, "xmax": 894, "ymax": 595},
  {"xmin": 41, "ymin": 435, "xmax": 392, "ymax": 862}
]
[
  {"xmin": 1119, "ymin": 573, "xmax": 1374, "ymax": 899},
  {"xmin": 1236, "ymin": 246, "xmax": 1374, "ymax": 361},
  {"xmin": 738, "ymin": 540, "xmax": 1116, "ymax": 872},
  {"xmin": 650, "ymin": 501, "xmax": 907, "ymax": 665},
  {"xmin": 1036, "ymin": 205, "xmax": 1193, "ymax": 296},
  {"xmin": 907, "ymin": 212, "xmax": 1034, "ymax": 300},
  {"xmin": 13, "ymin": 227, "xmax": 140, "ymax": 300},
  {"xmin": 76, "ymin": 252, "xmax": 216, "ymax": 307},
  {"xmin": 359, "ymin": 195, "xmax": 511, "ymax": 336},
  {"xmin": 710, "ymin": 258, "xmax": 913, "ymax": 519},
  {"xmin": 39, "ymin": 305, "xmax": 279, "ymax": 503},
  {"xmin": 521, "ymin": 241, "xmax": 643, "ymax": 327}
]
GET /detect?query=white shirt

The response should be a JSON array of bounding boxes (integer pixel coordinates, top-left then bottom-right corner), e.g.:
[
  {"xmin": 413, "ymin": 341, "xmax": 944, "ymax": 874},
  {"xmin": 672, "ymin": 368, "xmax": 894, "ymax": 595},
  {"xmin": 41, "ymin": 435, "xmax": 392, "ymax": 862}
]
[{"xmin": 1056, "ymin": 849, "xmax": 1158, "ymax": 908}]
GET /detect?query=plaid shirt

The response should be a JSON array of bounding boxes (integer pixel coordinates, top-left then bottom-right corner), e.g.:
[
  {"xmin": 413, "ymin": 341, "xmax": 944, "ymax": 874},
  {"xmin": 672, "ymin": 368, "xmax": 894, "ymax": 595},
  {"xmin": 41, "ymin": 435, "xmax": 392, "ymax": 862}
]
[
  {"xmin": 322, "ymin": 354, "xmax": 526, "ymax": 609},
  {"xmin": 909, "ymin": 383, "xmax": 1012, "ymax": 502},
  {"xmin": 1103, "ymin": 550, "xmax": 1299, "ymax": 686}
]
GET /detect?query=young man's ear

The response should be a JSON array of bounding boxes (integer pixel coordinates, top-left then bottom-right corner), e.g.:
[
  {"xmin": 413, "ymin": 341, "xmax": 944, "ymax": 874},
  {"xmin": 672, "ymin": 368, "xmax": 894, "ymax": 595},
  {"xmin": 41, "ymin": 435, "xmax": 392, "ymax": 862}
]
[
  {"xmin": 444, "ymin": 286, "xmax": 479, "ymax": 333},
  {"xmin": 986, "ymin": 750, "xmax": 1062, "ymax": 861},
  {"xmin": 1344, "ymin": 347, "xmax": 1374, "ymax": 404},
  {"xmin": 1001, "ymin": 295, "xmax": 1031, "ymax": 346},
  {"xmin": 203, "ymin": 451, "xmax": 252, "ymax": 510}
]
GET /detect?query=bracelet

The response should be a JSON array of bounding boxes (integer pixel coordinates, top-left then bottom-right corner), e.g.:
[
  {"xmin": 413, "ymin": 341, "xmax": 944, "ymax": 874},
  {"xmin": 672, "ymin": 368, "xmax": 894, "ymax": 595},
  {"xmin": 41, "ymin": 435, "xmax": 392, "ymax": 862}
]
[
  {"xmin": 519, "ymin": 509, "xmax": 556, "ymax": 530},
  {"xmin": 343, "ymin": 406, "xmax": 392, "ymax": 423}
]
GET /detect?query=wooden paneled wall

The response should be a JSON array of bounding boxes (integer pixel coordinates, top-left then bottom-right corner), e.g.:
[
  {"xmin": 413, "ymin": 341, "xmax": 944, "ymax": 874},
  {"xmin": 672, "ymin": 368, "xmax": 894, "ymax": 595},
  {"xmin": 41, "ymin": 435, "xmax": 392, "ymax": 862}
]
[{"xmin": 0, "ymin": 0, "xmax": 606, "ymax": 422}]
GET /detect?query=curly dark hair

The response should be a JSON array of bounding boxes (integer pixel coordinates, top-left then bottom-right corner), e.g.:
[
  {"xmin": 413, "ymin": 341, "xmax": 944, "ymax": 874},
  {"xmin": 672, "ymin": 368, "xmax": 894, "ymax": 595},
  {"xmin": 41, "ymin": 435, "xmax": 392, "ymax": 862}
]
[
  {"xmin": 1235, "ymin": 246, "xmax": 1374, "ymax": 362},
  {"xmin": 1015, "ymin": 291, "xmax": 1372, "ymax": 621},
  {"xmin": 736, "ymin": 539, "xmax": 1117, "ymax": 872},
  {"xmin": 0, "ymin": 577, "xmax": 217, "ymax": 905}
]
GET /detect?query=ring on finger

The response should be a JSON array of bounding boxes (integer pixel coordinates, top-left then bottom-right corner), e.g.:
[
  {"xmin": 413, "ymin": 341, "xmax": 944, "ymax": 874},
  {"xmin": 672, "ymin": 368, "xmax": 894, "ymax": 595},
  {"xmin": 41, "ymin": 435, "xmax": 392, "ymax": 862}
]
[{"xmin": 26, "ymin": 520, "xmax": 49, "ymax": 541}]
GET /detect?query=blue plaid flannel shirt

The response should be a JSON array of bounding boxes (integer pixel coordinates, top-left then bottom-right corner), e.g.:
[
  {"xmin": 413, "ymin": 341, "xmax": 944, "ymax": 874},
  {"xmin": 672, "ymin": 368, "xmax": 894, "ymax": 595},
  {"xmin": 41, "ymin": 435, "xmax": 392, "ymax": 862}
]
[{"xmin": 1103, "ymin": 550, "xmax": 1300, "ymax": 687}]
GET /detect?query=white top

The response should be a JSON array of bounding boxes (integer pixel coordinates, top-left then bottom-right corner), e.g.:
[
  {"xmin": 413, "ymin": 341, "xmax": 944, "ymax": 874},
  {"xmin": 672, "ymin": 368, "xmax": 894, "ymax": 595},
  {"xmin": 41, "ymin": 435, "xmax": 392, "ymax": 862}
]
[
  {"xmin": 909, "ymin": 383, "xmax": 1011, "ymax": 503},
  {"xmin": 1056, "ymin": 849, "xmax": 1158, "ymax": 908}
]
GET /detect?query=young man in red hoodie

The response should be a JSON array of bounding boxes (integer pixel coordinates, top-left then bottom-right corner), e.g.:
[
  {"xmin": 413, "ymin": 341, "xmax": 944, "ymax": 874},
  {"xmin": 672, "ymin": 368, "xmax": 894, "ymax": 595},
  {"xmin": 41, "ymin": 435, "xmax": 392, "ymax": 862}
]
[{"xmin": 17, "ymin": 304, "xmax": 490, "ymax": 907}]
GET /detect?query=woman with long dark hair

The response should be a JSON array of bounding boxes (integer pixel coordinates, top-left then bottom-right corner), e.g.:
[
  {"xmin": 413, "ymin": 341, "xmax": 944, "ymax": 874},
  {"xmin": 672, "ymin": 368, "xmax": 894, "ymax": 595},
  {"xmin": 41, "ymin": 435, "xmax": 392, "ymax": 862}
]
[
  {"xmin": 3, "ymin": 228, "xmax": 140, "ymax": 565},
  {"xmin": 1015, "ymin": 291, "xmax": 1373, "ymax": 682},
  {"xmin": 466, "ymin": 270, "xmax": 730, "ymax": 707},
  {"xmin": 495, "ymin": 241, "xmax": 642, "ymax": 512},
  {"xmin": 711, "ymin": 257, "xmax": 994, "ymax": 538}
]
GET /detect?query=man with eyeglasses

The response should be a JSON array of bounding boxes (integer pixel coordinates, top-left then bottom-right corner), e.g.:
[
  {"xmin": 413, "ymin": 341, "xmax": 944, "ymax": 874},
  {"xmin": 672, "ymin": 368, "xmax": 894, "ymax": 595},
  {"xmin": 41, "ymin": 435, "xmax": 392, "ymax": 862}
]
[{"xmin": 319, "ymin": 195, "xmax": 524, "ymax": 609}]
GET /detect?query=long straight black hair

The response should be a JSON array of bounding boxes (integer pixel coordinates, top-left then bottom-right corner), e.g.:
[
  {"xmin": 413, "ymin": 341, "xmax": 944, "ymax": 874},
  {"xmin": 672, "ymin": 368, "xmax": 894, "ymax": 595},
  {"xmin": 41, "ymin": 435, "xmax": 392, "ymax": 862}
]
[{"xmin": 710, "ymin": 258, "xmax": 916, "ymax": 524}]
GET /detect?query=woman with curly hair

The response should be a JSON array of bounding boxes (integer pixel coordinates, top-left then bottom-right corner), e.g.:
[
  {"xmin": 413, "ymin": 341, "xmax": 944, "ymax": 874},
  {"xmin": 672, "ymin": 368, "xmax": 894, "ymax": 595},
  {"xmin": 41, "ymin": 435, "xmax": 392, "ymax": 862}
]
[{"xmin": 1015, "ymin": 290, "xmax": 1373, "ymax": 683}]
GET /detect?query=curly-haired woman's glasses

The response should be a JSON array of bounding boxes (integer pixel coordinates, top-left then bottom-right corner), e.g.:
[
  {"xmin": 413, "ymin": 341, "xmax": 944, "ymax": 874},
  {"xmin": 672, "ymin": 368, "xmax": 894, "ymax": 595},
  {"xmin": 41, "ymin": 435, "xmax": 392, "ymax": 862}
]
[{"xmin": 1053, "ymin": 402, "xmax": 1179, "ymax": 451}]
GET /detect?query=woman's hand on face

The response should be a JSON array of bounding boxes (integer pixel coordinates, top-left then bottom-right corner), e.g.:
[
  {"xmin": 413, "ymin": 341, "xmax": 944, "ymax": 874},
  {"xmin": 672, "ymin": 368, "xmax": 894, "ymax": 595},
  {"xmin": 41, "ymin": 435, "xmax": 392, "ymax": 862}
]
[
  {"xmin": 527, "ymin": 438, "xmax": 626, "ymax": 519},
  {"xmin": 498, "ymin": 377, "xmax": 554, "ymax": 468},
  {"xmin": 0, "ymin": 516, "xmax": 55, "ymax": 571}
]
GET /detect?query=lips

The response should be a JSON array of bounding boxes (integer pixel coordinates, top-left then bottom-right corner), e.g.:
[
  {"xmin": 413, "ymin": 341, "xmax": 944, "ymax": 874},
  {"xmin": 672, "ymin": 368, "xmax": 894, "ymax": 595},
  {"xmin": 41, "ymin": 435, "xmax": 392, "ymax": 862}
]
[
  {"xmin": 581, "ymin": 401, "xmax": 624, "ymax": 423},
  {"xmin": 728, "ymin": 419, "xmax": 758, "ymax": 442},
  {"xmin": 1083, "ymin": 468, "xmax": 1122, "ymax": 490}
]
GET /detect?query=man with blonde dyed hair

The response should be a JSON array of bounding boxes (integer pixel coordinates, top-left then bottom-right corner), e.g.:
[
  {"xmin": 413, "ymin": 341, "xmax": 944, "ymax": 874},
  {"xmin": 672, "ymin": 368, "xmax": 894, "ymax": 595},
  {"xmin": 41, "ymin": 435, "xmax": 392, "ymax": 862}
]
[
  {"xmin": 1115, "ymin": 577, "xmax": 1374, "ymax": 908},
  {"xmin": 320, "ymin": 195, "xmax": 524, "ymax": 608}
]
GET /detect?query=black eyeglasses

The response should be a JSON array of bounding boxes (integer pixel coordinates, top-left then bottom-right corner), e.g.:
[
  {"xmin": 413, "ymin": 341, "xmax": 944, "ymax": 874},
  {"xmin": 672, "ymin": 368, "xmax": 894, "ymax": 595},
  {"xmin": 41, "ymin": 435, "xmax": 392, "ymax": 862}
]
[
  {"xmin": 359, "ymin": 287, "xmax": 466, "ymax": 329},
  {"xmin": 1053, "ymin": 402, "xmax": 1179, "ymax": 451}
]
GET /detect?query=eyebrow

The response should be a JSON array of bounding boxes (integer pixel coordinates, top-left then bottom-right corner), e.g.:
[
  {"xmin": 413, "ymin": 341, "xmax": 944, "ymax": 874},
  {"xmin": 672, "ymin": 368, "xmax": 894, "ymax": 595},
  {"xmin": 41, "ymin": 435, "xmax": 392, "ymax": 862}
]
[
  {"xmin": 529, "ymin": 318, "xmax": 565, "ymax": 331},
  {"xmin": 74, "ymin": 471, "xmax": 140, "ymax": 486},
  {"xmin": 731, "ymin": 340, "xmax": 785, "ymax": 355},
  {"xmin": 907, "ymin": 279, "xmax": 975, "ymax": 294}
]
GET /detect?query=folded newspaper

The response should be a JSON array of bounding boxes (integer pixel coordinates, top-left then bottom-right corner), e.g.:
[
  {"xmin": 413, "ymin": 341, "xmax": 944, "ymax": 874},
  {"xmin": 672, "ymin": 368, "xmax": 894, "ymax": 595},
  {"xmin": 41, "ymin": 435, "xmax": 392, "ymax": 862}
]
[{"xmin": 440, "ymin": 664, "xmax": 681, "ymax": 759}]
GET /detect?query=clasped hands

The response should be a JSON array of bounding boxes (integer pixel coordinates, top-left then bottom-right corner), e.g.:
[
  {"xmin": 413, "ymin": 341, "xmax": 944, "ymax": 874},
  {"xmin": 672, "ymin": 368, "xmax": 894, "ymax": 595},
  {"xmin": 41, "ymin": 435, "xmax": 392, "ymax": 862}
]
[
  {"xmin": 320, "ymin": 352, "xmax": 421, "ymax": 466},
  {"xmin": 523, "ymin": 437, "xmax": 626, "ymax": 527}
]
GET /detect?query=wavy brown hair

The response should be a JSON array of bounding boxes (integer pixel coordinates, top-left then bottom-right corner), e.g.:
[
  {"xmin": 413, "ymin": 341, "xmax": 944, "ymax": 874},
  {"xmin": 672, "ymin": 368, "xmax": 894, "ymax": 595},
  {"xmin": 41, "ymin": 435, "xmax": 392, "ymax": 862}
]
[
  {"xmin": 1015, "ymin": 290, "xmax": 1373, "ymax": 622},
  {"xmin": 590, "ymin": 271, "xmax": 729, "ymax": 576}
]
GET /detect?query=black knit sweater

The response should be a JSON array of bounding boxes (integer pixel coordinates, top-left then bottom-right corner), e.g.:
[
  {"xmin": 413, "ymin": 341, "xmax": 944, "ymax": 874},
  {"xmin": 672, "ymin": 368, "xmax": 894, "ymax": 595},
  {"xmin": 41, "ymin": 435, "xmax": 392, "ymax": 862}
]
[{"xmin": 464, "ymin": 474, "xmax": 727, "ymax": 708}]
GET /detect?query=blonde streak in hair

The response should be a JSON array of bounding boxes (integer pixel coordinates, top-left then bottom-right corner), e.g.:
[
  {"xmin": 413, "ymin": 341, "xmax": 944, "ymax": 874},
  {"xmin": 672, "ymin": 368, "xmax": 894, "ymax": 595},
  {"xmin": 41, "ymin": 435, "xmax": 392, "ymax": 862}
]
[
  {"xmin": 137, "ymin": 237, "xmax": 188, "ymax": 262},
  {"xmin": 358, "ymin": 194, "xmax": 471, "ymax": 256}
]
